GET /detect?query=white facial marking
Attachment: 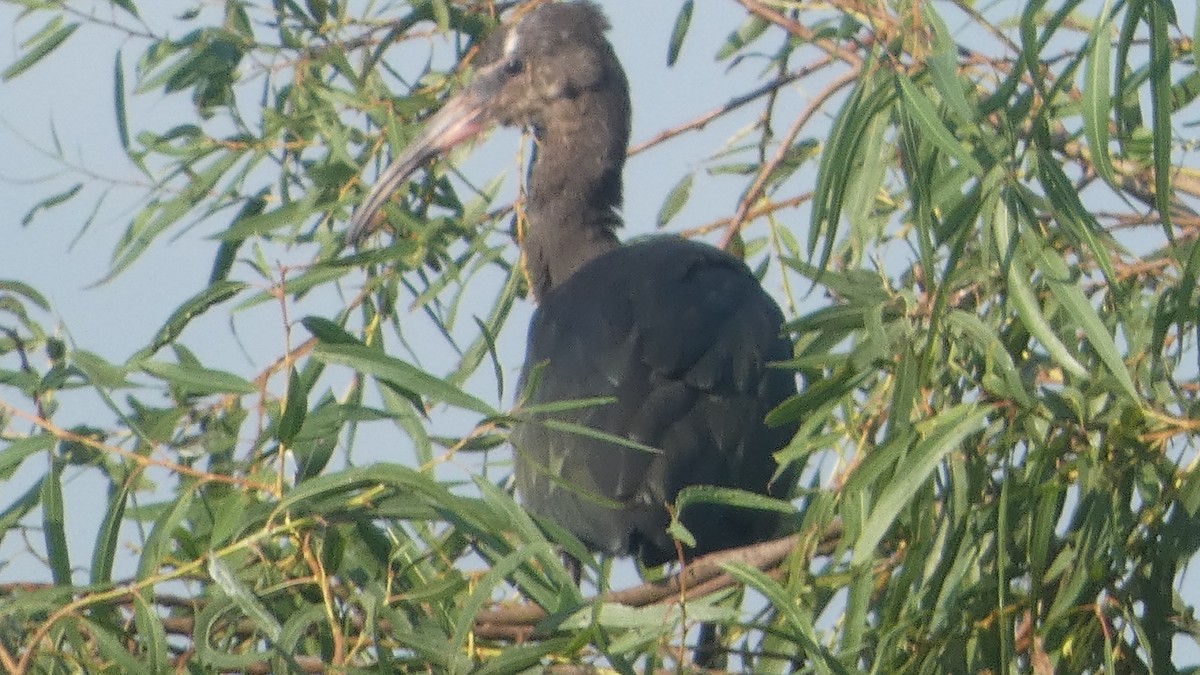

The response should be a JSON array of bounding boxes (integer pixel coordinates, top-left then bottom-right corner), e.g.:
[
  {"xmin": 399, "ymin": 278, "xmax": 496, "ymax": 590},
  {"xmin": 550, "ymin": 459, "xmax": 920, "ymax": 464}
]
[{"xmin": 503, "ymin": 27, "xmax": 520, "ymax": 59}]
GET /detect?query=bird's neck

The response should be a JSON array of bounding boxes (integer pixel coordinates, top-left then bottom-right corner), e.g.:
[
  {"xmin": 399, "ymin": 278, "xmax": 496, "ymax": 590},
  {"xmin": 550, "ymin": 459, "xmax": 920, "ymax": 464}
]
[{"xmin": 520, "ymin": 100, "xmax": 627, "ymax": 301}]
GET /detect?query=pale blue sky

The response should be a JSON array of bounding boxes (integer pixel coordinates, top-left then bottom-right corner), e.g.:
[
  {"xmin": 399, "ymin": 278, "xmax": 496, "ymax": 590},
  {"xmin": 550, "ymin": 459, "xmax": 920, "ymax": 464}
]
[
  {"xmin": 2, "ymin": 0, "xmax": 1197, "ymax": 667},
  {"xmin": 0, "ymin": 0, "xmax": 806, "ymax": 583}
]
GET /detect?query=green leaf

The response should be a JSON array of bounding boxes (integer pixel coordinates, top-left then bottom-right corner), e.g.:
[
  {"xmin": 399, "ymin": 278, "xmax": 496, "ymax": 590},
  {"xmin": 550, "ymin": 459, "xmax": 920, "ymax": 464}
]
[
  {"xmin": 716, "ymin": 14, "xmax": 770, "ymax": 61},
  {"xmin": 305, "ymin": 0, "xmax": 329, "ymax": 22},
  {"xmin": 1005, "ymin": 258, "xmax": 1089, "ymax": 379},
  {"xmin": 114, "ymin": 51, "xmax": 130, "ymax": 154},
  {"xmin": 1035, "ymin": 151, "xmax": 1119, "ymax": 287},
  {"xmin": 1019, "ymin": 228, "xmax": 1140, "ymax": 402},
  {"xmin": 137, "ymin": 487, "xmax": 197, "ymax": 582},
  {"xmin": 273, "ymin": 465, "xmax": 455, "ymax": 520},
  {"xmin": 1194, "ymin": 1, "xmax": 1200, "ymax": 77},
  {"xmin": 277, "ymin": 367, "xmax": 307, "ymax": 446},
  {"xmin": 113, "ymin": 0, "xmax": 139, "ymax": 19},
  {"xmin": 0, "ymin": 434, "xmax": 54, "ymax": 480},
  {"xmin": 1146, "ymin": 0, "xmax": 1174, "ymax": 239},
  {"xmin": 946, "ymin": 309, "xmax": 1035, "ymax": 407},
  {"xmin": 80, "ymin": 618, "xmax": 149, "ymax": 672},
  {"xmin": 106, "ymin": 152, "xmax": 242, "ymax": 282},
  {"xmin": 472, "ymin": 477, "xmax": 577, "ymax": 601},
  {"xmin": 313, "ymin": 343, "xmax": 496, "ymax": 416},
  {"xmin": 73, "ymin": 350, "xmax": 133, "ymax": 389},
  {"xmin": 656, "ymin": 172, "xmax": 693, "ymax": 228},
  {"xmin": 896, "ymin": 73, "xmax": 984, "ymax": 176},
  {"xmin": 0, "ymin": 279, "xmax": 51, "ymax": 310},
  {"xmin": 722, "ymin": 563, "xmax": 841, "ymax": 669},
  {"xmin": 235, "ymin": 266, "xmax": 350, "ymax": 311},
  {"xmin": 140, "ymin": 359, "xmax": 258, "ymax": 395},
  {"xmin": 90, "ymin": 478, "xmax": 131, "ymax": 585},
  {"xmin": 133, "ymin": 280, "xmax": 247, "ymax": 360},
  {"xmin": 0, "ymin": 477, "xmax": 44, "ymax": 539},
  {"xmin": 431, "ymin": 0, "xmax": 449, "ymax": 31},
  {"xmin": 667, "ymin": 0, "xmax": 693, "ymax": 66},
  {"xmin": 535, "ymin": 417, "xmax": 661, "ymax": 456},
  {"xmin": 852, "ymin": 404, "xmax": 987, "ymax": 566},
  {"xmin": 674, "ymin": 485, "xmax": 796, "ymax": 515},
  {"xmin": 450, "ymin": 545, "xmax": 536, "ymax": 663},
  {"xmin": 130, "ymin": 588, "xmax": 170, "ymax": 667},
  {"xmin": 300, "ymin": 316, "xmax": 359, "ymax": 345},
  {"xmin": 41, "ymin": 459, "xmax": 71, "ymax": 585},
  {"xmin": 1082, "ymin": 0, "xmax": 1116, "ymax": 185},
  {"xmin": 811, "ymin": 71, "xmax": 888, "ymax": 269},
  {"xmin": 926, "ymin": 6, "xmax": 976, "ymax": 125},
  {"xmin": 217, "ymin": 194, "xmax": 319, "ymax": 240},
  {"xmin": 192, "ymin": 594, "xmax": 274, "ymax": 670},
  {"xmin": 20, "ymin": 182, "xmax": 83, "ymax": 227},
  {"xmin": 208, "ymin": 556, "xmax": 283, "ymax": 642},
  {"xmin": 3, "ymin": 21, "xmax": 79, "ymax": 80},
  {"xmin": 843, "ymin": 108, "xmax": 891, "ymax": 240}
]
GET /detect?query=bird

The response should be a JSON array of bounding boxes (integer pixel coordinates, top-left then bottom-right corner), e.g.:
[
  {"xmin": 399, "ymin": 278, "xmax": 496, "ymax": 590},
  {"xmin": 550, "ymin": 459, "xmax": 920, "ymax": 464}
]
[{"xmin": 349, "ymin": 0, "xmax": 797, "ymax": 663}]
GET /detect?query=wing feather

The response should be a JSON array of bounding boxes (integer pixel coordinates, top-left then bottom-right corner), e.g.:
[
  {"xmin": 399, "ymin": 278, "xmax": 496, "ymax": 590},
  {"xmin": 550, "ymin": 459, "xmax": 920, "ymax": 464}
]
[{"xmin": 512, "ymin": 236, "xmax": 796, "ymax": 563}]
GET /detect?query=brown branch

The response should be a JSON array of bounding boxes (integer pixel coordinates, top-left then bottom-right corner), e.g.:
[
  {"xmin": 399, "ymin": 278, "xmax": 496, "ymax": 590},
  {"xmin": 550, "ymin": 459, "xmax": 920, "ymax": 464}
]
[
  {"xmin": 680, "ymin": 193, "xmax": 812, "ymax": 239},
  {"xmin": 1096, "ymin": 211, "xmax": 1200, "ymax": 231},
  {"xmin": 628, "ymin": 60, "xmax": 833, "ymax": 157},
  {"xmin": 472, "ymin": 534, "xmax": 801, "ymax": 630},
  {"xmin": 0, "ymin": 400, "xmax": 274, "ymax": 494},
  {"xmin": 472, "ymin": 522, "xmax": 843, "ymax": 639},
  {"xmin": 171, "ymin": 653, "xmax": 327, "ymax": 674},
  {"xmin": 720, "ymin": 67, "xmax": 861, "ymax": 249},
  {"xmin": 0, "ymin": 525, "xmax": 844, "ymax": 672},
  {"xmin": 0, "ymin": 642, "xmax": 17, "ymax": 675},
  {"xmin": 736, "ymin": 0, "xmax": 864, "ymax": 68}
]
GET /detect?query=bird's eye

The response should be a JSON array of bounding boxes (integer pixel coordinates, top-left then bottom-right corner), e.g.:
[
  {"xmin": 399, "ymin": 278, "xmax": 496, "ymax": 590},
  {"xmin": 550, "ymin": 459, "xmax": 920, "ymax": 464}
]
[{"xmin": 504, "ymin": 58, "xmax": 524, "ymax": 75}]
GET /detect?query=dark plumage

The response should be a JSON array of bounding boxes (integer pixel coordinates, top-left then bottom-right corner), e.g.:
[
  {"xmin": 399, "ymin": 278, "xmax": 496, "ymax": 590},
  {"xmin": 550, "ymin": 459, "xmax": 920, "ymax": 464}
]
[
  {"xmin": 350, "ymin": 0, "xmax": 796, "ymax": 580},
  {"xmin": 515, "ymin": 237, "xmax": 796, "ymax": 565}
]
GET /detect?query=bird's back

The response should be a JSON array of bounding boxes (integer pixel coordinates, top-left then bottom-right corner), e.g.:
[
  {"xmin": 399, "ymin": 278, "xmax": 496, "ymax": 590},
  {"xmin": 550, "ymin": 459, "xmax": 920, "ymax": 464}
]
[{"xmin": 512, "ymin": 235, "xmax": 796, "ymax": 565}]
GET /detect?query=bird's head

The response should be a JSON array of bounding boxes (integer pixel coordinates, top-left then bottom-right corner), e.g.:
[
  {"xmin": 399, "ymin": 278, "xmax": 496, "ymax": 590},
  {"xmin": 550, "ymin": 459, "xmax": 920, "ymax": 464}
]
[{"xmin": 348, "ymin": 1, "xmax": 630, "ymax": 244}]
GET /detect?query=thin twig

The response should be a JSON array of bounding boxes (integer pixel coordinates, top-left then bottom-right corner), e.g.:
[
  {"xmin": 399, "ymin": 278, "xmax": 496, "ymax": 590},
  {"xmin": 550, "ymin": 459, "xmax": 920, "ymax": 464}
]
[
  {"xmin": 720, "ymin": 68, "xmax": 861, "ymax": 248},
  {"xmin": 0, "ymin": 401, "xmax": 275, "ymax": 493},
  {"xmin": 736, "ymin": 0, "xmax": 865, "ymax": 67},
  {"xmin": 628, "ymin": 60, "xmax": 833, "ymax": 157}
]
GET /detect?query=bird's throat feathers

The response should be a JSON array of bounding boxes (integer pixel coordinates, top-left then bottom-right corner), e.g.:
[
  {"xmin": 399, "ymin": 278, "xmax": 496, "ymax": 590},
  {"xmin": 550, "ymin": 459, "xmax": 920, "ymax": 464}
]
[
  {"xmin": 520, "ymin": 112, "xmax": 625, "ymax": 300},
  {"xmin": 520, "ymin": 199, "xmax": 620, "ymax": 301}
]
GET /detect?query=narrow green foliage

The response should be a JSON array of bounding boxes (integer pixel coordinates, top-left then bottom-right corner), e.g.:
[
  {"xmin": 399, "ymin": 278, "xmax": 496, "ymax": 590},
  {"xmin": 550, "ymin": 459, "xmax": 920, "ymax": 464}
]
[
  {"xmin": 2, "ymin": 1, "xmax": 1198, "ymax": 672},
  {"xmin": 2, "ymin": 19, "xmax": 78, "ymax": 80},
  {"xmin": 666, "ymin": 0, "xmax": 693, "ymax": 67}
]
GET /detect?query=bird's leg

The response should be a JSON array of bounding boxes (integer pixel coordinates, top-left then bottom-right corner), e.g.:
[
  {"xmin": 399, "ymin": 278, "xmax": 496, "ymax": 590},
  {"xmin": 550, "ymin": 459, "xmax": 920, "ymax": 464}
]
[
  {"xmin": 693, "ymin": 622, "xmax": 724, "ymax": 669},
  {"xmin": 563, "ymin": 552, "xmax": 582, "ymax": 587}
]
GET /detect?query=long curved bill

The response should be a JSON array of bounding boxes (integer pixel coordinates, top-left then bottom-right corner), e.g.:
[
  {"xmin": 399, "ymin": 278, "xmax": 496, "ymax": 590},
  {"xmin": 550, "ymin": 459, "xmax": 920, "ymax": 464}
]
[{"xmin": 346, "ymin": 72, "xmax": 500, "ymax": 245}]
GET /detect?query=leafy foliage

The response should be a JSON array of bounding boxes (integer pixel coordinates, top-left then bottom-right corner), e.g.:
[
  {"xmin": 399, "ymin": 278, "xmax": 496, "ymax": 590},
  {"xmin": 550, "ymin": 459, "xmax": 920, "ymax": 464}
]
[{"xmin": 2, "ymin": 0, "xmax": 1200, "ymax": 672}]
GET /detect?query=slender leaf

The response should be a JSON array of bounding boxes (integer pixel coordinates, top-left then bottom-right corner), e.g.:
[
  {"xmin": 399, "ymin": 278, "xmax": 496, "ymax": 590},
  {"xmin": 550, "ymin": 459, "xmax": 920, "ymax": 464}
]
[
  {"xmin": 666, "ymin": 0, "xmax": 693, "ymax": 67},
  {"xmin": 3, "ymin": 21, "xmax": 79, "ymax": 80},
  {"xmin": 896, "ymin": 73, "xmax": 984, "ymax": 176},
  {"xmin": 853, "ymin": 404, "xmax": 987, "ymax": 565},
  {"xmin": 313, "ymin": 342, "xmax": 496, "ymax": 416},
  {"xmin": 1082, "ymin": 0, "xmax": 1116, "ymax": 185}
]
